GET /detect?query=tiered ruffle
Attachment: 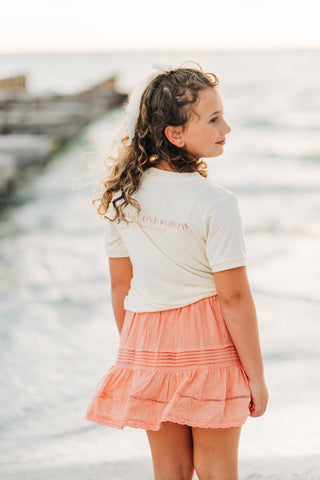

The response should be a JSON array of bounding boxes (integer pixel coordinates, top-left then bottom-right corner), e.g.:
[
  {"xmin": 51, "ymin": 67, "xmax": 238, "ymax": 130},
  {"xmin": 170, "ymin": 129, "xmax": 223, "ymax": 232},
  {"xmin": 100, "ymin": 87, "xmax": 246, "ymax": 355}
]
[{"xmin": 86, "ymin": 295, "xmax": 251, "ymax": 431}]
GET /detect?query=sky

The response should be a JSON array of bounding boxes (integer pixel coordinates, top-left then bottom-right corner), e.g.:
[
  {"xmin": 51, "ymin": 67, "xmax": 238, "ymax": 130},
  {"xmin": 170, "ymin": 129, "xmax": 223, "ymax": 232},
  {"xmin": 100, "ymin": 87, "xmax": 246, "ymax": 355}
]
[{"xmin": 1, "ymin": 0, "xmax": 320, "ymax": 52}]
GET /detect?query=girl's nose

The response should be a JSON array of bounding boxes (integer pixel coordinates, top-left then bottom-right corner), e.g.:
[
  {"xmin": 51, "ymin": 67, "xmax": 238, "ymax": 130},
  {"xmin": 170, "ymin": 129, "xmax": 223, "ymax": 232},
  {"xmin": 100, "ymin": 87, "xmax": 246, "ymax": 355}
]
[{"xmin": 223, "ymin": 121, "xmax": 231, "ymax": 135}]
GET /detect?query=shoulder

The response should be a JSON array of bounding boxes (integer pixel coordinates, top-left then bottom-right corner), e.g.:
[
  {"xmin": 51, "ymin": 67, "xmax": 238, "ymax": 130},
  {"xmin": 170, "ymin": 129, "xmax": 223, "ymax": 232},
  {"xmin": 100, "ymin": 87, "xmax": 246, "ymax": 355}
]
[{"xmin": 196, "ymin": 175, "xmax": 238, "ymax": 210}]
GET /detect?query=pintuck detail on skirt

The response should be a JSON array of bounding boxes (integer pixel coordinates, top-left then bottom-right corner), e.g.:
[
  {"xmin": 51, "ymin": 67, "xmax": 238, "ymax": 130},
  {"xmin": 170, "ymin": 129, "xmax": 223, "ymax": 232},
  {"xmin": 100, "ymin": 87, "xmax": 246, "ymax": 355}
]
[{"xmin": 86, "ymin": 294, "xmax": 252, "ymax": 431}]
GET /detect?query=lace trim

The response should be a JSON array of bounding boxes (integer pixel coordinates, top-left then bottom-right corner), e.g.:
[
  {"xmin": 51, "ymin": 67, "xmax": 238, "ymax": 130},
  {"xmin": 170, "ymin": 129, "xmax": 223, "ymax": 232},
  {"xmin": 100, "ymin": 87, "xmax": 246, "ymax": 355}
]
[
  {"xmin": 86, "ymin": 413, "xmax": 249, "ymax": 431},
  {"xmin": 130, "ymin": 395, "xmax": 168, "ymax": 404},
  {"xmin": 178, "ymin": 394, "xmax": 251, "ymax": 402}
]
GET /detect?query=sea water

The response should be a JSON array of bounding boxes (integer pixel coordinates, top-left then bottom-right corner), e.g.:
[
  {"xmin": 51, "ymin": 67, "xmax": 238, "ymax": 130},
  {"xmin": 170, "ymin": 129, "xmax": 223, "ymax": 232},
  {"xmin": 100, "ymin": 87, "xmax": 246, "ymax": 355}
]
[{"xmin": 0, "ymin": 50, "xmax": 319, "ymax": 479}]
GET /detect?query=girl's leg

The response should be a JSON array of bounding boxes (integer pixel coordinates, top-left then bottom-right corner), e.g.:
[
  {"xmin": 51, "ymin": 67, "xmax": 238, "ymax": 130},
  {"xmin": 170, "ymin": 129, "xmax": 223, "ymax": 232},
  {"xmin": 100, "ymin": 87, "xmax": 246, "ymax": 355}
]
[
  {"xmin": 146, "ymin": 421, "xmax": 194, "ymax": 480},
  {"xmin": 192, "ymin": 426, "xmax": 242, "ymax": 480}
]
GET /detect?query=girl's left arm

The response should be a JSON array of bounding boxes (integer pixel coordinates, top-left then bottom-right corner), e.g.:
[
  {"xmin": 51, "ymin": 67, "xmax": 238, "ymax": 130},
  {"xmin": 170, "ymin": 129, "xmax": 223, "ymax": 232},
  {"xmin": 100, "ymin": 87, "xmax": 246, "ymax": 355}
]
[{"xmin": 108, "ymin": 257, "xmax": 133, "ymax": 335}]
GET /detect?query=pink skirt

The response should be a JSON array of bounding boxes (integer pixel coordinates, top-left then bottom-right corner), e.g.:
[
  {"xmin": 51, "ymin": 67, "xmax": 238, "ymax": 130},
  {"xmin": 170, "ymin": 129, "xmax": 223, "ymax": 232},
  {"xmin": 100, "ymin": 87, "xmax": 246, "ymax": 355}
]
[{"xmin": 85, "ymin": 294, "xmax": 251, "ymax": 431}]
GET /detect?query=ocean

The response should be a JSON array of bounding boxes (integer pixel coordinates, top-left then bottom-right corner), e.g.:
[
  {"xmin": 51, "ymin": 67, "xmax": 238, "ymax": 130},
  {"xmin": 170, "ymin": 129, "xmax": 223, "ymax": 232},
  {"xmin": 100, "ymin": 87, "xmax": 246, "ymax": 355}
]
[{"xmin": 0, "ymin": 50, "xmax": 319, "ymax": 479}]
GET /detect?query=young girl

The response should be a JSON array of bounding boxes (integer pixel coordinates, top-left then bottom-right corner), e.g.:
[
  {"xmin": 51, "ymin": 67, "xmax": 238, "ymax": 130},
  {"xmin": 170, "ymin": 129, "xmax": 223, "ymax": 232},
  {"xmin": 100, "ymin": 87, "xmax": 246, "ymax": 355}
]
[{"xmin": 86, "ymin": 64, "xmax": 269, "ymax": 480}]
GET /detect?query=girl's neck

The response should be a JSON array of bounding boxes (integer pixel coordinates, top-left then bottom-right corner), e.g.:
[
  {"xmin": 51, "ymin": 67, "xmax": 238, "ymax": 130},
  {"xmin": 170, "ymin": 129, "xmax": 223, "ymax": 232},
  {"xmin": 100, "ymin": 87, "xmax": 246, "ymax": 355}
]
[{"xmin": 153, "ymin": 160, "xmax": 176, "ymax": 172}]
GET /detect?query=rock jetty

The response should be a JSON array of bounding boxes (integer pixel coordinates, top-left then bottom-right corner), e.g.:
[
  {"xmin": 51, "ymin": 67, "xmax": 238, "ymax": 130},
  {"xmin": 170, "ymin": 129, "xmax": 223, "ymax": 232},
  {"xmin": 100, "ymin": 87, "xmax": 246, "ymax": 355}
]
[{"xmin": 0, "ymin": 74, "xmax": 127, "ymax": 196}]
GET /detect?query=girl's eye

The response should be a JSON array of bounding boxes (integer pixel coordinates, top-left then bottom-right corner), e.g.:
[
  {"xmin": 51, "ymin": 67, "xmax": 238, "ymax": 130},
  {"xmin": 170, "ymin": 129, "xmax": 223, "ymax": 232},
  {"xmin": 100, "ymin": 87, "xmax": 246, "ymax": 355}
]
[{"xmin": 210, "ymin": 112, "xmax": 225, "ymax": 123}]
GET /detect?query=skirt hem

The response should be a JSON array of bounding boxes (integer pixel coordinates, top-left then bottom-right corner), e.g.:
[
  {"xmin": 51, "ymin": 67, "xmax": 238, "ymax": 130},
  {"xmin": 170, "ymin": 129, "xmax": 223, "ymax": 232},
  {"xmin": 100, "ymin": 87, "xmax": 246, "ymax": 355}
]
[{"xmin": 85, "ymin": 413, "xmax": 249, "ymax": 431}]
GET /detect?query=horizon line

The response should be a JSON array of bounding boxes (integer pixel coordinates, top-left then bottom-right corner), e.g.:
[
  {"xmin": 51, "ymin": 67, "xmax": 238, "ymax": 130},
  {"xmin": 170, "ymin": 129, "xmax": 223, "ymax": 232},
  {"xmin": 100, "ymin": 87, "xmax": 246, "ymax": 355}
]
[{"xmin": 0, "ymin": 45, "xmax": 320, "ymax": 55}]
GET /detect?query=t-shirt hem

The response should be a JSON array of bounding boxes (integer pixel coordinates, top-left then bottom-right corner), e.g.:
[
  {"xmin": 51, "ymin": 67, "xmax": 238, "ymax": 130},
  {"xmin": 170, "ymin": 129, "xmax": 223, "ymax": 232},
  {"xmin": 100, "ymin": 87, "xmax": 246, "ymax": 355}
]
[{"xmin": 124, "ymin": 292, "xmax": 218, "ymax": 313}]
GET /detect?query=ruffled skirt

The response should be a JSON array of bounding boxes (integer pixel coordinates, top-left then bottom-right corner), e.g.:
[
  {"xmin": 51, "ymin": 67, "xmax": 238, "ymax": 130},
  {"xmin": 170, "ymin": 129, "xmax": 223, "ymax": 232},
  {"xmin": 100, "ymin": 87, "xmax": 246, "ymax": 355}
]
[{"xmin": 85, "ymin": 294, "xmax": 251, "ymax": 431}]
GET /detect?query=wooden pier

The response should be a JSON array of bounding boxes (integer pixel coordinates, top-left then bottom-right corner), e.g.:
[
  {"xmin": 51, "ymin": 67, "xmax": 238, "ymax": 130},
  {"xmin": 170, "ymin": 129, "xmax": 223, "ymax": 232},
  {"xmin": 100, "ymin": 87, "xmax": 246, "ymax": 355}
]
[{"xmin": 0, "ymin": 74, "xmax": 127, "ymax": 195}]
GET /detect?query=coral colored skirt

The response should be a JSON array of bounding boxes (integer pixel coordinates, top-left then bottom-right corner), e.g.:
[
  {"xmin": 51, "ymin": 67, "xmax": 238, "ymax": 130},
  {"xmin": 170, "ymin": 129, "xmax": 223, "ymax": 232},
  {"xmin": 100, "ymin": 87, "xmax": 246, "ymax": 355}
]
[{"xmin": 85, "ymin": 294, "xmax": 252, "ymax": 431}]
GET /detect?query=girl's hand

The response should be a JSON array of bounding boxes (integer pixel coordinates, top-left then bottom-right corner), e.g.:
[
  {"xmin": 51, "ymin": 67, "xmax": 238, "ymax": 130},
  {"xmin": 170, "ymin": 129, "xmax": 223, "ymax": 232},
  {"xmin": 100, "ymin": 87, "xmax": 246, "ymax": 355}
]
[{"xmin": 248, "ymin": 378, "xmax": 269, "ymax": 417}]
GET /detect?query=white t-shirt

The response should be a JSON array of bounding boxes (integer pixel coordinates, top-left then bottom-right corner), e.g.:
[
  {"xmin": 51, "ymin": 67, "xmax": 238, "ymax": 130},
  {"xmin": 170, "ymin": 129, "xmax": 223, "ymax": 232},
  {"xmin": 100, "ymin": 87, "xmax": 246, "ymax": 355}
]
[{"xmin": 104, "ymin": 167, "xmax": 246, "ymax": 313}]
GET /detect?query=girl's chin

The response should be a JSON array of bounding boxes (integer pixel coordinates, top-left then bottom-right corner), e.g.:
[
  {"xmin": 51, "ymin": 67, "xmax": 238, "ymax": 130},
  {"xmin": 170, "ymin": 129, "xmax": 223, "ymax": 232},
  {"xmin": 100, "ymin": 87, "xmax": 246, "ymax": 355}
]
[
  {"xmin": 210, "ymin": 150, "xmax": 224, "ymax": 158},
  {"xmin": 198, "ymin": 149, "xmax": 224, "ymax": 159},
  {"xmin": 202, "ymin": 153, "xmax": 224, "ymax": 159}
]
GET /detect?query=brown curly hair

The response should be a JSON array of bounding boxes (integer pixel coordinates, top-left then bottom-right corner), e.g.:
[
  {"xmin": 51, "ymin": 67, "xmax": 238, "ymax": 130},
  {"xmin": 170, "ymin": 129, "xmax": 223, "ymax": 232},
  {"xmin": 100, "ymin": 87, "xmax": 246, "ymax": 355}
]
[{"xmin": 93, "ymin": 64, "xmax": 219, "ymax": 224}]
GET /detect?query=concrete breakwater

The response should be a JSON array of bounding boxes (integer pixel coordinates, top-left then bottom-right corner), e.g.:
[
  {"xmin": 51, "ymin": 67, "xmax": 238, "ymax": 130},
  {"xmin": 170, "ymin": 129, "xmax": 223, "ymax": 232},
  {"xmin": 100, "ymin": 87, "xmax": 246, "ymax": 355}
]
[{"xmin": 0, "ymin": 74, "xmax": 127, "ymax": 197}]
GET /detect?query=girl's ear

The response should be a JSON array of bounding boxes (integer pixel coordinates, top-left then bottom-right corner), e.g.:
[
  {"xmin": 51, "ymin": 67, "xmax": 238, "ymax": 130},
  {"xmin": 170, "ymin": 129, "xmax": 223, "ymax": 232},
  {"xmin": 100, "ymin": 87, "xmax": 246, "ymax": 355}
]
[{"xmin": 164, "ymin": 126, "xmax": 185, "ymax": 148}]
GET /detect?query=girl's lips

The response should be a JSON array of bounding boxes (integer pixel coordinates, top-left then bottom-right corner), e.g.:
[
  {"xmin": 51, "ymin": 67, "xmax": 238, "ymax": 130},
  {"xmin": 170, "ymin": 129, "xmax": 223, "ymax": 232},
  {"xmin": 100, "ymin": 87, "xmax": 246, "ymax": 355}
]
[{"xmin": 216, "ymin": 140, "xmax": 225, "ymax": 145}]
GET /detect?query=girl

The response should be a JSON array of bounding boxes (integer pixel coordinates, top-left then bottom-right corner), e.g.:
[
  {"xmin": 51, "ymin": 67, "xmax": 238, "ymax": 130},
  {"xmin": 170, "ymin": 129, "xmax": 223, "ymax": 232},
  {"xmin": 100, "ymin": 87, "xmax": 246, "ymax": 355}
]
[{"xmin": 86, "ymin": 64, "xmax": 269, "ymax": 480}]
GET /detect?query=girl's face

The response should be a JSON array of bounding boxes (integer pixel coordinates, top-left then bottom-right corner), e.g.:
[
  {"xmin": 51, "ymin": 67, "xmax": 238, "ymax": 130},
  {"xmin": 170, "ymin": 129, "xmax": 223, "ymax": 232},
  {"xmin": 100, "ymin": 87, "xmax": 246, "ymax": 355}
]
[{"xmin": 181, "ymin": 87, "xmax": 231, "ymax": 159}]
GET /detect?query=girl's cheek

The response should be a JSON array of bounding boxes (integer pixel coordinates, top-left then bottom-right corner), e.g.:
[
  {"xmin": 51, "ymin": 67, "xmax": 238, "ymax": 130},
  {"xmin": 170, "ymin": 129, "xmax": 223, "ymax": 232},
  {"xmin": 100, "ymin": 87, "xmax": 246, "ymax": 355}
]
[
  {"xmin": 211, "ymin": 127, "xmax": 219, "ymax": 139},
  {"xmin": 210, "ymin": 123, "xmax": 219, "ymax": 131}
]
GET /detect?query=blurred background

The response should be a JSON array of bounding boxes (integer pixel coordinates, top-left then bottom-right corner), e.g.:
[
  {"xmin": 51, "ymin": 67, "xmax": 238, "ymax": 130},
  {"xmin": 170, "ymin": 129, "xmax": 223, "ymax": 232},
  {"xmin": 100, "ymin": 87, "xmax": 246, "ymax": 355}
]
[{"xmin": 0, "ymin": 1, "xmax": 319, "ymax": 479}]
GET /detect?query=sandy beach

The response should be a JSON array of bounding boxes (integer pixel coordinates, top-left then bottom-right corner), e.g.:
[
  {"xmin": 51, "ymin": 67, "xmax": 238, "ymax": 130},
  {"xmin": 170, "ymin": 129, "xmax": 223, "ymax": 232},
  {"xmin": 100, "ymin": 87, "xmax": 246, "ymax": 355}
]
[{"xmin": 3, "ymin": 455, "xmax": 320, "ymax": 479}]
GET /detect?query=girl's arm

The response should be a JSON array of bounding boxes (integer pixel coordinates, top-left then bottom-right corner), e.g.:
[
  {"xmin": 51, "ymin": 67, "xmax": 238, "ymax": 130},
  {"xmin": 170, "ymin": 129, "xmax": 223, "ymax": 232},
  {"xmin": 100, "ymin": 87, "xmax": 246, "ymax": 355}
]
[
  {"xmin": 108, "ymin": 257, "xmax": 133, "ymax": 335},
  {"xmin": 214, "ymin": 266, "xmax": 269, "ymax": 417}
]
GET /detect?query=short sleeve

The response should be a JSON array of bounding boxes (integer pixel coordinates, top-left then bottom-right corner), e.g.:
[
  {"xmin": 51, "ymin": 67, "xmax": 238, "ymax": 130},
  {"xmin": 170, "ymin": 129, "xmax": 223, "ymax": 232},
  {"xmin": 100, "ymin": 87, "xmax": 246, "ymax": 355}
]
[
  {"xmin": 104, "ymin": 219, "xmax": 130, "ymax": 258},
  {"xmin": 205, "ymin": 194, "xmax": 246, "ymax": 273}
]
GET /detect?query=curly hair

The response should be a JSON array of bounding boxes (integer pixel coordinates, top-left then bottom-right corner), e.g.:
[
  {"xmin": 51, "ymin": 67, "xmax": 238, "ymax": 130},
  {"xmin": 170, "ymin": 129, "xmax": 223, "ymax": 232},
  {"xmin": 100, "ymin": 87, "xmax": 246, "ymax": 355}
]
[{"xmin": 93, "ymin": 64, "xmax": 219, "ymax": 224}]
